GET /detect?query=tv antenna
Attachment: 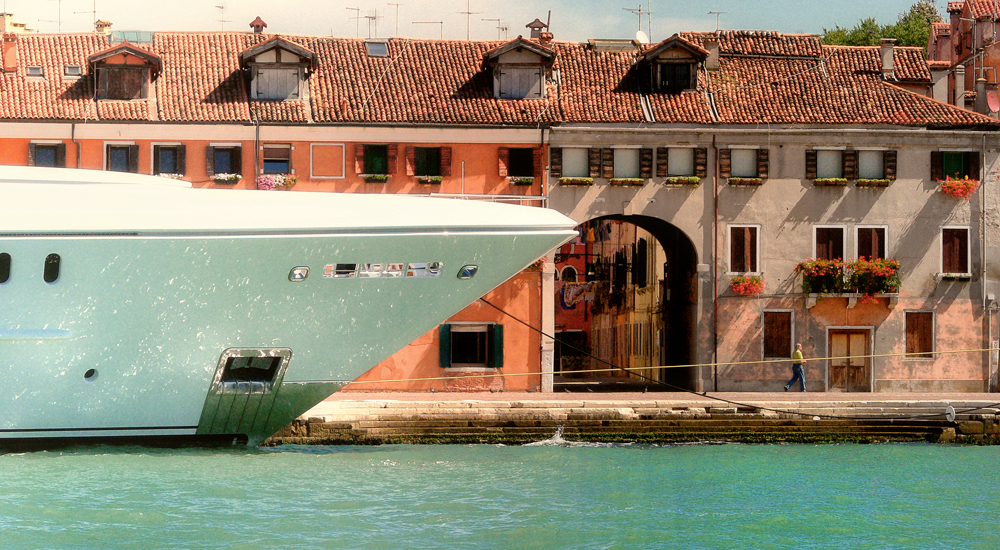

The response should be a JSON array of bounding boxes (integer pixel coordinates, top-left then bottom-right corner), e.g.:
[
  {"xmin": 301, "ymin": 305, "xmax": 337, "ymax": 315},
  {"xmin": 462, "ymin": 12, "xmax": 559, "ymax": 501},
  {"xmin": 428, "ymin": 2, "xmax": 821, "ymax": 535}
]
[
  {"xmin": 215, "ymin": 4, "xmax": 230, "ymax": 31},
  {"xmin": 41, "ymin": 0, "xmax": 63, "ymax": 32},
  {"xmin": 482, "ymin": 18, "xmax": 507, "ymax": 40},
  {"xmin": 456, "ymin": 0, "xmax": 480, "ymax": 40},
  {"xmin": 413, "ymin": 20, "xmax": 443, "ymax": 39},
  {"xmin": 622, "ymin": 2, "xmax": 652, "ymax": 38},
  {"xmin": 346, "ymin": 7, "xmax": 361, "ymax": 38},
  {"xmin": 387, "ymin": 3, "xmax": 402, "ymax": 36},
  {"xmin": 708, "ymin": 11, "xmax": 725, "ymax": 32},
  {"xmin": 363, "ymin": 9, "xmax": 382, "ymax": 38},
  {"xmin": 74, "ymin": 0, "xmax": 97, "ymax": 29}
]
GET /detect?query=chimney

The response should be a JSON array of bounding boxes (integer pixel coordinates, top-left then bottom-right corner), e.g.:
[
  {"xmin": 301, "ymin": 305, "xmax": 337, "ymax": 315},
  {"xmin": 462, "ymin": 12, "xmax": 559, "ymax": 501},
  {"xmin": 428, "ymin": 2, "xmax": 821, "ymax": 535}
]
[
  {"xmin": 0, "ymin": 13, "xmax": 8, "ymax": 34},
  {"xmin": 249, "ymin": 16, "xmax": 267, "ymax": 34},
  {"xmin": 976, "ymin": 77, "xmax": 988, "ymax": 113},
  {"xmin": 3, "ymin": 33, "xmax": 16, "ymax": 74},
  {"xmin": 929, "ymin": 63, "xmax": 948, "ymax": 103},
  {"xmin": 539, "ymin": 31, "xmax": 553, "ymax": 45},
  {"xmin": 526, "ymin": 18, "xmax": 547, "ymax": 40},
  {"xmin": 880, "ymin": 38, "xmax": 896, "ymax": 79},
  {"xmin": 704, "ymin": 35, "xmax": 720, "ymax": 70},
  {"xmin": 955, "ymin": 64, "xmax": 965, "ymax": 107},
  {"xmin": 94, "ymin": 19, "xmax": 112, "ymax": 35}
]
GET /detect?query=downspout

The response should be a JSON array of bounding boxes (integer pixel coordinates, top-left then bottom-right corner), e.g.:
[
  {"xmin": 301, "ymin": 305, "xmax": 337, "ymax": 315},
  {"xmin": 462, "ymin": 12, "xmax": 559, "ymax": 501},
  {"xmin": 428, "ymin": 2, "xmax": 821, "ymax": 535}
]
[
  {"xmin": 539, "ymin": 123, "xmax": 555, "ymax": 392},
  {"xmin": 71, "ymin": 123, "xmax": 80, "ymax": 168},
  {"xmin": 252, "ymin": 105, "xmax": 260, "ymax": 187},
  {"xmin": 712, "ymin": 134, "xmax": 719, "ymax": 392}
]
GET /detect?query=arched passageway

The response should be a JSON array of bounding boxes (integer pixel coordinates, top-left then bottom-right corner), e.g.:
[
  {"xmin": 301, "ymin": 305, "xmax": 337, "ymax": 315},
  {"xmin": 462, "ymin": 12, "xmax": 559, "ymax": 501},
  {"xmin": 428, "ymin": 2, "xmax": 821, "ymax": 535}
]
[{"xmin": 553, "ymin": 215, "xmax": 699, "ymax": 391}]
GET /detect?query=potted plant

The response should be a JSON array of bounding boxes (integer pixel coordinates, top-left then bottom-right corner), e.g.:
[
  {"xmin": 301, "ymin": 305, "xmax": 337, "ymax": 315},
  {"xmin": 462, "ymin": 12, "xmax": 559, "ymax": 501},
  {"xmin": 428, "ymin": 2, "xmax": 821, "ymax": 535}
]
[
  {"xmin": 558, "ymin": 177, "xmax": 594, "ymax": 186},
  {"xmin": 728, "ymin": 177, "xmax": 763, "ymax": 185},
  {"xmin": 610, "ymin": 177, "xmax": 644, "ymax": 186},
  {"xmin": 813, "ymin": 178, "xmax": 848, "ymax": 186},
  {"xmin": 510, "ymin": 176, "xmax": 534, "ymax": 185},
  {"xmin": 417, "ymin": 175, "xmax": 443, "ymax": 184},
  {"xmin": 212, "ymin": 173, "xmax": 241, "ymax": 185},
  {"xmin": 940, "ymin": 175, "xmax": 979, "ymax": 199},
  {"xmin": 157, "ymin": 173, "xmax": 184, "ymax": 180},
  {"xmin": 663, "ymin": 176, "xmax": 700, "ymax": 185},
  {"xmin": 730, "ymin": 275, "xmax": 764, "ymax": 296},
  {"xmin": 363, "ymin": 174, "xmax": 390, "ymax": 183},
  {"xmin": 856, "ymin": 178, "xmax": 892, "ymax": 187},
  {"xmin": 848, "ymin": 257, "xmax": 900, "ymax": 295},
  {"xmin": 256, "ymin": 173, "xmax": 297, "ymax": 190},
  {"xmin": 794, "ymin": 258, "xmax": 846, "ymax": 294}
]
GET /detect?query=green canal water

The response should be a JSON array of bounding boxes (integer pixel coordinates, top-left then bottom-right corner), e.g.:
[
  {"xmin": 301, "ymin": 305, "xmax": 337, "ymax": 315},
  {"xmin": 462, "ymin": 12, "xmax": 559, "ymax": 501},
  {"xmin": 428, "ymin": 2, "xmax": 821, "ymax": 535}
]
[{"xmin": 0, "ymin": 441, "xmax": 994, "ymax": 549}]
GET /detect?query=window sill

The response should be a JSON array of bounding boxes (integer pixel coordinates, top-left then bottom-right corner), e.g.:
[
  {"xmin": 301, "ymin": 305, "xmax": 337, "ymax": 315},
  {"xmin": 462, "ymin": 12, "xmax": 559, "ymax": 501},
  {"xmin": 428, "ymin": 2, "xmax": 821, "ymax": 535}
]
[
  {"xmin": 805, "ymin": 292, "xmax": 898, "ymax": 309},
  {"xmin": 938, "ymin": 273, "xmax": 972, "ymax": 280},
  {"xmin": 609, "ymin": 178, "xmax": 645, "ymax": 186},
  {"xmin": 727, "ymin": 177, "xmax": 763, "ymax": 186},
  {"xmin": 442, "ymin": 367, "xmax": 500, "ymax": 373}
]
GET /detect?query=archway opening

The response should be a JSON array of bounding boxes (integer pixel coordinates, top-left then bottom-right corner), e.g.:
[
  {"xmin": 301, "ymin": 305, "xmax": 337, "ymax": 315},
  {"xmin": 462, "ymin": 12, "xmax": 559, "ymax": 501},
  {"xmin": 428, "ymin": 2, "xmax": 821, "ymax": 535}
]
[{"xmin": 554, "ymin": 215, "xmax": 699, "ymax": 391}]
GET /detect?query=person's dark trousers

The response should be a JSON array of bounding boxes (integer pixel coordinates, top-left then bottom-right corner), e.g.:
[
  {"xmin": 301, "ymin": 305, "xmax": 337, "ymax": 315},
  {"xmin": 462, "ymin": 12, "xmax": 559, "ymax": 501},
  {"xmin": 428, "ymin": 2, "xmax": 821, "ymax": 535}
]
[{"xmin": 784, "ymin": 364, "xmax": 806, "ymax": 392}]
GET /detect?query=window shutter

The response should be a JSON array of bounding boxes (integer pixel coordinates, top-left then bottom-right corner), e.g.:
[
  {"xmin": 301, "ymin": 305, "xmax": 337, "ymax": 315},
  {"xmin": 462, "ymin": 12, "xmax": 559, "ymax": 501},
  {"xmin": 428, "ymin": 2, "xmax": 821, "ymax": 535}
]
[
  {"xmin": 764, "ymin": 311, "xmax": 792, "ymax": 358},
  {"xmin": 438, "ymin": 325, "xmax": 452, "ymax": 368},
  {"xmin": 943, "ymin": 229, "xmax": 966, "ymax": 273},
  {"xmin": 549, "ymin": 147, "xmax": 562, "ymax": 178},
  {"xmin": 718, "ymin": 149, "xmax": 732, "ymax": 178},
  {"xmin": 55, "ymin": 143, "xmax": 66, "ymax": 168},
  {"xmin": 656, "ymin": 147, "xmax": 668, "ymax": 178},
  {"xmin": 805, "ymin": 149, "xmax": 818, "ymax": 179},
  {"xmin": 386, "ymin": 144, "xmax": 397, "ymax": 175},
  {"xmin": 730, "ymin": 227, "xmax": 746, "ymax": 272},
  {"xmin": 968, "ymin": 151, "xmax": 980, "ymax": 181},
  {"xmin": 498, "ymin": 147, "xmax": 509, "ymax": 177},
  {"xmin": 601, "ymin": 148, "xmax": 614, "ymax": 179},
  {"xmin": 205, "ymin": 146, "xmax": 216, "ymax": 176},
  {"xmin": 405, "ymin": 146, "xmax": 415, "ymax": 176},
  {"xmin": 152, "ymin": 145, "xmax": 161, "ymax": 174},
  {"xmin": 489, "ymin": 324, "xmax": 504, "ymax": 369},
  {"xmin": 533, "ymin": 147, "xmax": 544, "ymax": 179},
  {"xmin": 694, "ymin": 147, "xmax": 707, "ymax": 178},
  {"xmin": 127, "ymin": 144, "xmax": 139, "ymax": 173},
  {"xmin": 231, "ymin": 146, "xmax": 242, "ymax": 174},
  {"xmin": 588, "ymin": 148, "xmax": 601, "ymax": 178},
  {"xmin": 842, "ymin": 150, "xmax": 858, "ymax": 180},
  {"xmin": 176, "ymin": 145, "xmax": 186, "ymax": 175},
  {"xmin": 355, "ymin": 144, "xmax": 366, "ymax": 174},
  {"xmin": 883, "ymin": 150, "xmax": 896, "ymax": 181},
  {"xmin": 639, "ymin": 148, "xmax": 653, "ymax": 179},
  {"xmin": 757, "ymin": 148, "xmax": 769, "ymax": 180},
  {"xmin": 27, "ymin": 143, "xmax": 36, "ymax": 166},
  {"xmin": 440, "ymin": 147, "xmax": 452, "ymax": 177},
  {"xmin": 930, "ymin": 151, "xmax": 943, "ymax": 181}
]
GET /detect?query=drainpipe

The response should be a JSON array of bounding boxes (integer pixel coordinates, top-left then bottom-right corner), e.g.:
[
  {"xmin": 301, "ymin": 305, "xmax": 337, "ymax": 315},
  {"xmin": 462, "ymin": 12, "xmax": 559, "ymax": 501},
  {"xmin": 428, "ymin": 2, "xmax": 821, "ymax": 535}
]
[
  {"xmin": 712, "ymin": 135, "xmax": 719, "ymax": 392},
  {"xmin": 539, "ymin": 124, "xmax": 555, "ymax": 392},
  {"xmin": 252, "ymin": 107, "xmax": 260, "ymax": 187},
  {"xmin": 70, "ymin": 123, "xmax": 80, "ymax": 168}
]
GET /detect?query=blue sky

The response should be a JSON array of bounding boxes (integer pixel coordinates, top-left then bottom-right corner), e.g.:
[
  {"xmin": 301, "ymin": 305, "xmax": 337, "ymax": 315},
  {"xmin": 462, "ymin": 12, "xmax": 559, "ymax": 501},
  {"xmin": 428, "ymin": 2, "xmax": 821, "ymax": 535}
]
[{"xmin": 6, "ymin": 0, "xmax": 939, "ymax": 42}]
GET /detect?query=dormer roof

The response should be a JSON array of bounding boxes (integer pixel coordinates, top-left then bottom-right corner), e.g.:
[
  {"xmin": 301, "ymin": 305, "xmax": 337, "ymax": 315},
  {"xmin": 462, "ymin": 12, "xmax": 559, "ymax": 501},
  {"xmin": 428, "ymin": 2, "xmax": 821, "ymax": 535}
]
[
  {"xmin": 87, "ymin": 41, "xmax": 162, "ymax": 73},
  {"xmin": 638, "ymin": 34, "xmax": 709, "ymax": 63},
  {"xmin": 239, "ymin": 36, "xmax": 318, "ymax": 70},
  {"xmin": 484, "ymin": 36, "xmax": 556, "ymax": 65}
]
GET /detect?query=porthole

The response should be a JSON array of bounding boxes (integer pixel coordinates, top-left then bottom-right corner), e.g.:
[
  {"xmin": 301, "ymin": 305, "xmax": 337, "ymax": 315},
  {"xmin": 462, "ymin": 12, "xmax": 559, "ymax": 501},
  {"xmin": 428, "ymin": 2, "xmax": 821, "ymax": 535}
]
[
  {"xmin": 84, "ymin": 369, "xmax": 98, "ymax": 382},
  {"xmin": 43, "ymin": 253, "xmax": 60, "ymax": 283},
  {"xmin": 0, "ymin": 253, "xmax": 9, "ymax": 284}
]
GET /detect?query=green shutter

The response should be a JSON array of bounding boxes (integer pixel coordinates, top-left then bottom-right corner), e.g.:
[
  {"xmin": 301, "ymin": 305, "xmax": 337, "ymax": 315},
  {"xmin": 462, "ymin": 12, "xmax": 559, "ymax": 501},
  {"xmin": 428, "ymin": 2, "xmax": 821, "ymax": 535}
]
[
  {"xmin": 489, "ymin": 324, "xmax": 504, "ymax": 369},
  {"xmin": 438, "ymin": 324, "xmax": 452, "ymax": 368}
]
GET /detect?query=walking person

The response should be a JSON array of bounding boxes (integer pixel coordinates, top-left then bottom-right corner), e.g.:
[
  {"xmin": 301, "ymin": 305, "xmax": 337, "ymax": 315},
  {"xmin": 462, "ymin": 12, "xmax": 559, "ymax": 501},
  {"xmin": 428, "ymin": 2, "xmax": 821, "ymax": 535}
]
[{"xmin": 784, "ymin": 343, "xmax": 807, "ymax": 392}]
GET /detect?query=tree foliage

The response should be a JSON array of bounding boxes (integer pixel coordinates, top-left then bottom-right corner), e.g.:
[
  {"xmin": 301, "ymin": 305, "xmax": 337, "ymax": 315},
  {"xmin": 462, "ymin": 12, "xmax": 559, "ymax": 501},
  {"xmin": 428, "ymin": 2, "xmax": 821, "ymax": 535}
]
[{"xmin": 822, "ymin": 1, "xmax": 942, "ymax": 49}]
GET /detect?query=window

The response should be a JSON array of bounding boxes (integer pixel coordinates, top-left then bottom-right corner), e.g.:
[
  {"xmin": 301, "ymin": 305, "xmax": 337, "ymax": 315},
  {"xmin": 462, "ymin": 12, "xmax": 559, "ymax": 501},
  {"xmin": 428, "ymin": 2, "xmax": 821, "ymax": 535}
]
[
  {"xmin": 941, "ymin": 227, "xmax": 970, "ymax": 275},
  {"xmin": 105, "ymin": 144, "xmax": 138, "ymax": 173},
  {"xmin": 507, "ymin": 148, "xmax": 534, "ymax": 178},
  {"xmin": 254, "ymin": 67, "xmax": 301, "ymax": 100},
  {"xmin": 43, "ymin": 253, "xmax": 60, "ymax": 284},
  {"xmin": 613, "ymin": 149, "xmax": 641, "ymax": 178},
  {"xmin": 905, "ymin": 311, "xmax": 934, "ymax": 358},
  {"xmin": 816, "ymin": 150, "xmax": 843, "ymax": 178},
  {"xmin": 560, "ymin": 266, "xmax": 578, "ymax": 283},
  {"xmin": 414, "ymin": 147, "xmax": 441, "ymax": 176},
  {"xmin": 729, "ymin": 225, "xmax": 759, "ymax": 273},
  {"xmin": 25, "ymin": 66, "xmax": 43, "ymax": 77},
  {"xmin": 763, "ymin": 311, "xmax": 793, "ymax": 359},
  {"xmin": 206, "ymin": 145, "xmax": 242, "ymax": 176},
  {"xmin": 364, "ymin": 145, "xmax": 389, "ymax": 174},
  {"xmin": 657, "ymin": 63, "xmax": 693, "ymax": 93},
  {"xmin": 931, "ymin": 151, "xmax": 979, "ymax": 180},
  {"xmin": 97, "ymin": 67, "xmax": 147, "ymax": 99},
  {"xmin": 28, "ymin": 143, "xmax": 66, "ymax": 167},
  {"xmin": 731, "ymin": 149, "xmax": 757, "ymax": 178},
  {"xmin": 859, "ymin": 151, "xmax": 884, "ymax": 179},
  {"xmin": 561, "ymin": 148, "xmax": 588, "ymax": 178},
  {"xmin": 814, "ymin": 227, "xmax": 845, "ymax": 261},
  {"xmin": 667, "ymin": 148, "xmax": 694, "ymax": 176},
  {"xmin": 364, "ymin": 40, "xmax": 389, "ymax": 57},
  {"xmin": 497, "ymin": 66, "xmax": 543, "ymax": 99},
  {"xmin": 153, "ymin": 144, "xmax": 185, "ymax": 176},
  {"xmin": 856, "ymin": 226, "xmax": 887, "ymax": 260},
  {"xmin": 439, "ymin": 324, "xmax": 504, "ymax": 369},
  {"xmin": 64, "ymin": 65, "xmax": 82, "ymax": 77},
  {"xmin": 263, "ymin": 145, "xmax": 291, "ymax": 174}
]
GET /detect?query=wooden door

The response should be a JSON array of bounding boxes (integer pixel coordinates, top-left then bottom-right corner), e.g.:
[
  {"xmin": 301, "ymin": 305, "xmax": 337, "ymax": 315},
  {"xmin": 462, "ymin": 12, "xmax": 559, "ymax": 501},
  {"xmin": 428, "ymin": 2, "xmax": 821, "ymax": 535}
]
[{"xmin": 828, "ymin": 330, "xmax": 870, "ymax": 392}]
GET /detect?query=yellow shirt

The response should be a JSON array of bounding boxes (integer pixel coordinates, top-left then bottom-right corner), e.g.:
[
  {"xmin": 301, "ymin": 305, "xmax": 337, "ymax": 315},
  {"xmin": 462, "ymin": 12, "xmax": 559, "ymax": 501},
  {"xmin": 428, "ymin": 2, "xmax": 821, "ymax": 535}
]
[{"xmin": 792, "ymin": 349, "xmax": 804, "ymax": 364}]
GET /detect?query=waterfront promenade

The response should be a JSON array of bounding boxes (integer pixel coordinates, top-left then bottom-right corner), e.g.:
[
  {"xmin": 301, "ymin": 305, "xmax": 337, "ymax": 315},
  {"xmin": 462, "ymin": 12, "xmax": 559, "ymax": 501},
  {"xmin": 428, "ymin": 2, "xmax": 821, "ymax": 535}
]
[{"xmin": 266, "ymin": 391, "xmax": 1000, "ymax": 446}]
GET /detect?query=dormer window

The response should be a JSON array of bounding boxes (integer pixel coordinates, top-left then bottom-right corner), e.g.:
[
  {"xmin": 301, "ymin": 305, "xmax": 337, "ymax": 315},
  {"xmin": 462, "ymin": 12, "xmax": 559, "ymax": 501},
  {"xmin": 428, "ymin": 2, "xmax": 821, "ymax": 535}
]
[
  {"xmin": 656, "ymin": 63, "xmax": 693, "ymax": 94},
  {"xmin": 485, "ymin": 37, "xmax": 556, "ymax": 100},
  {"xmin": 638, "ymin": 34, "xmax": 707, "ymax": 94},
  {"xmin": 88, "ymin": 42, "xmax": 162, "ymax": 101},
  {"xmin": 239, "ymin": 37, "xmax": 318, "ymax": 102}
]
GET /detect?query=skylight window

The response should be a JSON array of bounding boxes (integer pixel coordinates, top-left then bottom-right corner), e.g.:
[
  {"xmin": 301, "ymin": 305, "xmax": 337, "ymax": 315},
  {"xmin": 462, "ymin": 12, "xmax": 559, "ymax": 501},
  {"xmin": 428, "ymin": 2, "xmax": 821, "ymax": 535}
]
[
  {"xmin": 25, "ymin": 66, "xmax": 43, "ymax": 77},
  {"xmin": 63, "ymin": 65, "xmax": 82, "ymax": 77},
  {"xmin": 364, "ymin": 40, "xmax": 389, "ymax": 58},
  {"xmin": 109, "ymin": 31, "xmax": 154, "ymax": 45}
]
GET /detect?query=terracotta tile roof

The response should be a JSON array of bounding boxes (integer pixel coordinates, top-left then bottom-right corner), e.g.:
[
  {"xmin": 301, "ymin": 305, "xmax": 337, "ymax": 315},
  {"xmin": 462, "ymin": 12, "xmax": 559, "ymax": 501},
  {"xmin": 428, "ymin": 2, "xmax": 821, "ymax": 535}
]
[
  {"xmin": 949, "ymin": 1, "xmax": 965, "ymax": 13},
  {"xmin": 155, "ymin": 32, "xmax": 253, "ymax": 122},
  {"xmin": 250, "ymin": 100, "xmax": 308, "ymax": 122},
  {"xmin": 963, "ymin": 0, "xmax": 1000, "ymax": 18},
  {"xmin": 0, "ymin": 33, "xmax": 104, "ymax": 120},
  {"xmin": 932, "ymin": 22, "xmax": 951, "ymax": 38},
  {"xmin": 927, "ymin": 59, "xmax": 952, "ymax": 70},
  {"xmin": 681, "ymin": 31, "xmax": 823, "ymax": 58}
]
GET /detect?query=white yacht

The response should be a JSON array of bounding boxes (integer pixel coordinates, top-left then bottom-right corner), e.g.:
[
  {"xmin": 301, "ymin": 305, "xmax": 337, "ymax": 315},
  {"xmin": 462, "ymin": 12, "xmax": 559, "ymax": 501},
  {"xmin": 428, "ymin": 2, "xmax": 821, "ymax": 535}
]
[{"xmin": 0, "ymin": 167, "xmax": 576, "ymax": 448}]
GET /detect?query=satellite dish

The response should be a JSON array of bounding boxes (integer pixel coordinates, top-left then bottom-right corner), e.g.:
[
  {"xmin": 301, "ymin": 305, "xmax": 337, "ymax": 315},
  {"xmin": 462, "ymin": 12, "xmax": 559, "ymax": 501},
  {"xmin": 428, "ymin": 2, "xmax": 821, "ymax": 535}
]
[
  {"xmin": 635, "ymin": 30, "xmax": 649, "ymax": 44},
  {"xmin": 988, "ymin": 91, "xmax": 1000, "ymax": 113}
]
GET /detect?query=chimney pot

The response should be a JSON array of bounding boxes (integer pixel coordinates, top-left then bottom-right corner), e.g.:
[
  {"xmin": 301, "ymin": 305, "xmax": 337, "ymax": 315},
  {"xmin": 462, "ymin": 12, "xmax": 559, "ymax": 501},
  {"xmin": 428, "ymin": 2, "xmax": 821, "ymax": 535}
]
[
  {"xmin": 705, "ymin": 36, "xmax": 720, "ymax": 70},
  {"xmin": 249, "ymin": 16, "xmax": 268, "ymax": 34},
  {"xmin": 539, "ymin": 31, "xmax": 553, "ymax": 44},
  {"xmin": 880, "ymin": 37, "xmax": 896, "ymax": 79}
]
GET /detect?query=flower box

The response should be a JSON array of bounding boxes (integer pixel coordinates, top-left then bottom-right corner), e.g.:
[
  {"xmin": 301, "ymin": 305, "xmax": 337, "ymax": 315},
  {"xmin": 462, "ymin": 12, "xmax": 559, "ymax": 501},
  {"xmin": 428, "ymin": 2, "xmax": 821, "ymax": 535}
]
[
  {"xmin": 417, "ymin": 175, "xmax": 443, "ymax": 184},
  {"xmin": 813, "ymin": 178, "xmax": 848, "ymax": 186},
  {"xmin": 256, "ymin": 173, "xmax": 297, "ymax": 190},
  {"xmin": 212, "ymin": 173, "xmax": 241, "ymax": 185},
  {"xmin": 509, "ymin": 176, "xmax": 534, "ymax": 185},
  {"xmin": 363, "ymin": 174, "xmax": 390, "ymax": 183},
  {"xmin": 856, "ymin": 178, "xmax": 892, "ymax": 187},
  {"xmin": 609, "ymin": 177, "xmax": 644, "ymax": 186},
  {"xmin": 848, "ymin": 257, "xmax": 900, "ymax": 295},
  {"xmin": 939, "ymin": 175, "xmax": 979, "ymax": 199},
  {"xmin": 730, "ymin": 275, "xmax": 764, "ymax": 296},
  {"xmin": 559, "ymin": 177, "xmax": 594, "ymax": 186},
  {"xmin": 727, "ymin": 177, "xmax": 763, "ymax": 186},
  {"xmin": 663, "ymin": 176, "xmax": 700, "ymax": 185},
  {"xmin": 795, "ymin": 258, "xmax": 846, "ymax": 294},
  {"xmin": 157, "ymin": 173, "xmax": 184, "ymax": 180}
]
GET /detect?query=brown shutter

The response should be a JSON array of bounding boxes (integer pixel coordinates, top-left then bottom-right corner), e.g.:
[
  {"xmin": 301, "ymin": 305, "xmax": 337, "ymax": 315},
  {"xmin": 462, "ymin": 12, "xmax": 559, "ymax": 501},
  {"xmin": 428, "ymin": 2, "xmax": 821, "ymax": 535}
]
[
  {"xmin": 533, "ymin": 147, "xmax": 543, "ymax": 179},
  {"xmin": 747, "ymin": 227, "xmax": 758, "ymax": 272},
  {"xmin": 655, "ymin": 147, "xmax": 668, "ymax": 178},
  {"xmin": 639, "ymin": 148, "xmax": 653, "ymax": 179},
  {"xmin": 588, "ymin": 148, "xmax": 601, "ymax": 178},
  {"xmin": 942, "ymin": 229, "xmax": 966, "ymax": 273},
  {"xmin": 205, "ymin": 146, "xmax": 215, "ymax": 176},
  {"xmin": 906, "ymin": 312, "xmax": 933, "ymax": 358},
  {"xmin": 858, "ymin": 228, "xmax": 873, "ymax": 259},
  {"xmin": 549, "ymin": 147, "xmax": 562, "ymax": 178},
  {"xmin": 127, "ymin": 144, "xmax": 139, "ymax": 173},
  {"xmin": 498, "ymin": 147, "xmax": 509, "ymax": 177},
  {"xmin": 968, "ymin": 151, "xmax": 980, "ymax": 181},
  {"xmin": 694, "ymin": 147, "xmax": 707, "ymax": 178},
  {"xmin": 757, "ymin": 148, "xmax": 769, "ymax": 180},
  {"xmin": 355, "ymin": 144, "xmax": 365, "ymax": 174},
  {"xmin": 152, "ymin": 145, "xmax": 161, "ymax": 174},
  {"xmin": 176, "ymin": 145, "xmax": 186, "ymax": 175},
  {"xmin": 27, "ymin": 143, "xmax": 36, "ymax": 166},
  {"xmin": 718, "ymin": 148, "xmax": 732, "ymax": 178},
  {"xmin": 883, "ymin": 150, "xmax": 896, "ymax": 181},
  {"xmin": 232, "ymin": 146, "xmax": 242, "ymax": 174},
  {"xmin": 440, "ymin": 147, "xmax": 452, "ymax": 177},
  {"xmin": 730, "ymin": 227, "xmax": 745, "ymax": 272},
  {"xmin": 601, "ymin": 148, "xmax": 614, "ymax": 179},
  {"xmin": 405, "ymin": 146, "xmax": 415, "ymax": 176},
  {"xmin": 387, "ymin": 144, "xmax": 397, "ymax": 175},
  {"xmin": 930, "ymin": 151, "xmax": 943, "ymax": 181},
  {"xmin": 842, "ymin": 150, "xmax": 858, "ymax": 180},
  {"xmin": 805, "ymin": 149, "xmax": 817, "ymax": 179},
  {"xmin": 764, "ymin": 311, "xmax": 792, "ymax": 358}
]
